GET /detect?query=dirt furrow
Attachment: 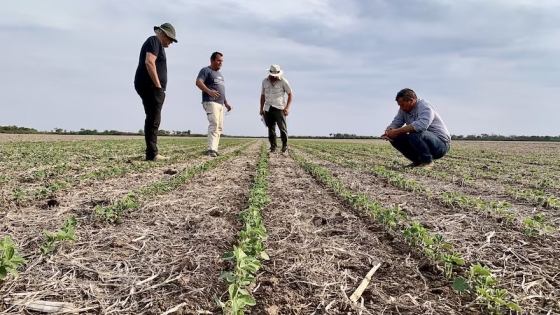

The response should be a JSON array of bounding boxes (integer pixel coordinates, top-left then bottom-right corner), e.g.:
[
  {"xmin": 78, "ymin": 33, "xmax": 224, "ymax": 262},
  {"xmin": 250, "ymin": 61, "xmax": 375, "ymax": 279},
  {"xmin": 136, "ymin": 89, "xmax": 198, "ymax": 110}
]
[
  {"xmin": 293, "ymin": 148, "xmax": 560, "ymax": 314},
  {"xmin": 251, "ymin": 151, "xmax": 469, "ymax": 315}
]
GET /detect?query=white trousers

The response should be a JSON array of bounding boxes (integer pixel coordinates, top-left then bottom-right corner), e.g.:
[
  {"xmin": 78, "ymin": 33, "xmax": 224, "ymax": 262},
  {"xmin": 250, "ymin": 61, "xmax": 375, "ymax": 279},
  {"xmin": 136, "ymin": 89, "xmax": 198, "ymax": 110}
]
[{"xmin": 202, "ymin": 101, "xmax": 223, "ymax": 151}]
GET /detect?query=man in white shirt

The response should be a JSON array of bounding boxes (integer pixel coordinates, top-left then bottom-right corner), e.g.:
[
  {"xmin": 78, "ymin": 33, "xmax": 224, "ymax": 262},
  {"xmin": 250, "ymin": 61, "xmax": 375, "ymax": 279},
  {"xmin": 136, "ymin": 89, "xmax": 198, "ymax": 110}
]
[{"xmin": 259, "ymin": 65, "xmax": 293, "ymax": 153}]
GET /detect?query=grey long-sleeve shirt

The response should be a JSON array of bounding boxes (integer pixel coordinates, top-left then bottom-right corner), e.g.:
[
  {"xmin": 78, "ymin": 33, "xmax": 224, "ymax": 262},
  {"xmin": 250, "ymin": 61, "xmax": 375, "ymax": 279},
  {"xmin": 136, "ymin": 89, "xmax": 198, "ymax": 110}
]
[{"xmin": 388, "ymin": 99, "xmax": 451, "ymax": 143}]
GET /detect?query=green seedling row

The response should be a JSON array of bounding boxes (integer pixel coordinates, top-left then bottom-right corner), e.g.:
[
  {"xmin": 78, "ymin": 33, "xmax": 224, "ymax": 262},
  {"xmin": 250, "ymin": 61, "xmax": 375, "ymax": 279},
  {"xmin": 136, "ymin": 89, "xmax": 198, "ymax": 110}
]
[
  {"xmin": 215, "ymin": 143, "xmax": 270, "ymax": 314},
  {"xmin": 294, "ymin": 144, "xmax": 556, "ymax": 235},
  {"xmin": 289, "ymin": 150, "xmax": 521, "ymax": 314},
  {"xmin": 4, "ymin": 142, "xmax": 243, "ymax": 205},
  {"xmin": 304, "ymin": 141, "xmax": 560, "ymax": 192},
  {"xmin": 13, "ymin": 141, "xmax": 208, "ymax": 184},
  {"xmin": 94, "ymin": 141, "xmax": 253, "ymax": 224}
]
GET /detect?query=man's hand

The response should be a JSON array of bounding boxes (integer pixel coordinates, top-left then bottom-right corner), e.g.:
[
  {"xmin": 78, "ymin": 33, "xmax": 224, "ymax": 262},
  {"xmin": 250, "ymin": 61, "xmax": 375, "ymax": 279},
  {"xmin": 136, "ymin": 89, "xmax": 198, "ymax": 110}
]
[
  {"xmin": 284, "ymin": 107, "xmax": 290, "ymax": 116},
  {"xmin": 225, "ymin": 103, "xmax": 232, "ymax": 112},
  {"xmin": 208, "ymin": 90, "xmax": 220, "ymax": 99},
  {"xmin": 381, "ymin": 134, "xmax": 392, "ymax": 141},
  {"xmin": 386, "ymin": 128, "xmax": 401, "ymax": 139},
  {"xmin": 260, "ymin": 108, "xmax": 264, "ymax": 116}
]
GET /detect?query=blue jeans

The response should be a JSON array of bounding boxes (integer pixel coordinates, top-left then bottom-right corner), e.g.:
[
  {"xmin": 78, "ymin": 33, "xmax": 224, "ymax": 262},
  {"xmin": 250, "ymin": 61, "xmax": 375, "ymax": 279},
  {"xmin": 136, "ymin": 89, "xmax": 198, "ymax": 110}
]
[{"xmin": 390, "ymin": 131, "xmax": 450, "ymax": 164}]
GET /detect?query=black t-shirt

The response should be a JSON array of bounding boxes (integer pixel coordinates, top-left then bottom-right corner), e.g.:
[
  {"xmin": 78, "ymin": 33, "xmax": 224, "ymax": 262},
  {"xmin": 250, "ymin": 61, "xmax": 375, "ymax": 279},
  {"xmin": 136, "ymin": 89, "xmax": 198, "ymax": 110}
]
[{"xmin": 134, "ymin": 36, "xmax": 167, "ymax": 90}]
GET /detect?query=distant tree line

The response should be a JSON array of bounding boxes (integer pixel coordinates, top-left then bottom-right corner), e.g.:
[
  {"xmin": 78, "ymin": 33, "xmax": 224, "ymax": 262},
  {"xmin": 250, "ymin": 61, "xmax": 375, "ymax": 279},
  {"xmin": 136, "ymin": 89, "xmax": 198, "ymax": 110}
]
[
  {"xmin": 450, "ymin": 134, "xmax": 560, "ymax": 142},
  {"xmin": 0, "ymin": 125, "xmax": 559, "ymax": 141}
]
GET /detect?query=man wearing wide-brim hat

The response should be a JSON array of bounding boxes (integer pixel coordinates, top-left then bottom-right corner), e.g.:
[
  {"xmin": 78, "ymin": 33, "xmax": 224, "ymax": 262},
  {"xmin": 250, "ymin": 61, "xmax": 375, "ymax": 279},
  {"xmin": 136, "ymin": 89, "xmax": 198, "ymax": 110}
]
[
  {"xmin": 134, "ymin": 23, "xmax": 177, "ymax": 161},
  {"xmin": 260, "ymin": 64, "xmax": 293, "ymax": 153}
]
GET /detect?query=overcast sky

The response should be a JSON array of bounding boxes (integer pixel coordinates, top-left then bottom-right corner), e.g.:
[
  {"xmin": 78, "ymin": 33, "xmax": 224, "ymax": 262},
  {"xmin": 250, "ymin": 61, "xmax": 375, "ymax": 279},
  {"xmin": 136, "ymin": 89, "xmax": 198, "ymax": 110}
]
[{"xmin": 1, "ymin": 0, "xmax": 558, "ymax": 137}]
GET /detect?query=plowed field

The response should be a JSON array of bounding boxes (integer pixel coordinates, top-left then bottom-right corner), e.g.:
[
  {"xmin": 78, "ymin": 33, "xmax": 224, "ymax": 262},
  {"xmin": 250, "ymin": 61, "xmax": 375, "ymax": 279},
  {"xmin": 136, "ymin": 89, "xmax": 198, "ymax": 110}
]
[{"xmin": 1, "ymin": 136, "xmax": 558, "ymax": 315}]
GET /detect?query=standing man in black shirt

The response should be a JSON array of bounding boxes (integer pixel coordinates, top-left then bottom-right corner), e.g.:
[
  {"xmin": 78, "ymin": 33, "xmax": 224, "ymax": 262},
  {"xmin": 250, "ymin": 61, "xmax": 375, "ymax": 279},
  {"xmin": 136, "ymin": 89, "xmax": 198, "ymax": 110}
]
[{"xmin": 134, "ymin": 23, "xmax": 178, "ymax": 161}]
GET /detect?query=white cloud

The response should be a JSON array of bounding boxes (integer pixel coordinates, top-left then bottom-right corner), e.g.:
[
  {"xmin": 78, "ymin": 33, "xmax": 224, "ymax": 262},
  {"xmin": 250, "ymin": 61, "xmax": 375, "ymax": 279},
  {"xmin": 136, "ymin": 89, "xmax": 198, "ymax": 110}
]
[{"xmin": 0, "ymin": 0, "xmax": 559, "ymax": 137}]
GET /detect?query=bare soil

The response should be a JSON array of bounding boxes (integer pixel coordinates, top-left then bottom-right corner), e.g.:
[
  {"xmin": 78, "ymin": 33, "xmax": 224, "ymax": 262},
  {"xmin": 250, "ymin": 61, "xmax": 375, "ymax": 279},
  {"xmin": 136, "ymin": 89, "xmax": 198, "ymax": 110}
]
[
  {"xmin": 0, "ymin": 142, "xmax": 260, "ymax": 314},
  {"xmin": 2, "ymin": 138, "xmax": 560, "ymax": 315},
  {"xmin": 251, "ymin": 152, "xmax": 472, "ymax": 315}
]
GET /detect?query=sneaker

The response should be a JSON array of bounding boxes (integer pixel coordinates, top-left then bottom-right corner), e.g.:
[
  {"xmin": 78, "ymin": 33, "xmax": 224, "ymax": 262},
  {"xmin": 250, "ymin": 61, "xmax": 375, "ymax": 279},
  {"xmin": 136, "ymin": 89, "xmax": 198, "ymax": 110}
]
[
  {"xmin": 209, "ymin": 150, "xmax": 218, "ymax": 157},
  {"xmin": 146, "ymin": 154, "xmax": 169, "ymax": 161},
  {"xmin": 270, "ymin": 147, "xmax": 277, "ymax": 153},
  {"xmin": 281, "ymin": 145, "xmax": 288, "ymax": 153},
  {"xmin": 404, "ymin": 162, "xmax": 421, "ymax": 168}
]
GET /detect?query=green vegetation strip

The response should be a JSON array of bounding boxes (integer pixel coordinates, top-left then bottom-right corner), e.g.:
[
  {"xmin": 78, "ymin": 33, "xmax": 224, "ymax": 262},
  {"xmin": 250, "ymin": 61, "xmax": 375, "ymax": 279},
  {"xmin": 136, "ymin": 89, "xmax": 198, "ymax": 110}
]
[
  {"xmin": 303, "ymin": 141, "xmax": 560, "ymax": 193},
  {"xmin": 7, "ymin": 141, "xmax": 242, "ymax": 204},
  {"xmin": 17, "ymin": 141, "xmax": 207, "ymax": 183},
  {"xmin": 215, "ymin": 143, "xmax": 270, "ymax": 314},
  {"xmin": 289, "ymin": 150, "xmax": 521, "ymax": 314},
  {"xmin": 293, "ymin": 144, "xmax": 555, "ymax": 236},
  {"xmin": 95, "ymin": 142, "xmax": 253, "ymax": 224}
]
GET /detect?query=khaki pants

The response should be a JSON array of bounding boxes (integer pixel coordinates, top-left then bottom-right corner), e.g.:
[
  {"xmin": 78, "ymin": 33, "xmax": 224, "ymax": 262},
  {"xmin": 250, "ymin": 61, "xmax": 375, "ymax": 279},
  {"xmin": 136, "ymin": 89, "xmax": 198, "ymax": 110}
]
[{"xmin": 202, "ymin": 101, "xmax": 223, "ymax": 151}]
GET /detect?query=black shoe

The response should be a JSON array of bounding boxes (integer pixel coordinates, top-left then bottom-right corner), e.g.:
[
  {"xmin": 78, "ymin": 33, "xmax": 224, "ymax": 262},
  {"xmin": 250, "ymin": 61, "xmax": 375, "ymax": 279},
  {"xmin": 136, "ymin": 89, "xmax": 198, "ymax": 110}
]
[
  {"xmin": 270, "ymin": 147, "xmax": 277, "ymax": 153},
  {"xmin": 281, "ymin": 145, "xmax": 288, "ymax": 153}
]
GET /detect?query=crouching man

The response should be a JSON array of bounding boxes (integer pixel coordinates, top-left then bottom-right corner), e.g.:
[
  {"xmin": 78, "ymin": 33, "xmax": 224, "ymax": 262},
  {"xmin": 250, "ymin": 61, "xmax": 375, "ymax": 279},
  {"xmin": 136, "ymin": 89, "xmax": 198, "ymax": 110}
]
[{"xmin": 382, "ymin": 88, "xmax": 451, "ymax": 169}]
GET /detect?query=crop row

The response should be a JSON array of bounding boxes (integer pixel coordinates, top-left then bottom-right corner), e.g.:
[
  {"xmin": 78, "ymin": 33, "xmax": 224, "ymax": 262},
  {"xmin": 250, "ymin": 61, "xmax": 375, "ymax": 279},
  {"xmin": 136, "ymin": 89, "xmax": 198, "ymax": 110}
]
[
  {"xmin": 215, "ymin": 144, "xmax": 270, "ymax": 314},
  {"xmin": 288, "ymin": 149, "xmax": 521, "ymax": 314},
  {"xmin": 1, "ymin": 142, "xmax": 254, "ymax": 291},
  {"xmin": 446, "ymin": 146, "xmax": 560, "ymax": 167},
  {"xmin": 1, "ymin": 139, "xmax": 148, "ymax": 167},
  {"xmin": 303, "ymin": 141, "xmax": 559, "ymax": 188},
  {"xmin": 94, "ymin": 142, "xmax": 252, "ymax": 224},
  {"xmin": 292, "ymin": 144, "xmax": 556, "ymax": 237},
  {"xmin": 3, "ymin": 141, "xmax": 244, "ymax": 206},
  {"xmin": 1, "ymin": 138, "xmax": 227, "ymax": 172},
  {"xmin": 299, "ymin": 142, "xmax": 560, "ymax": 210},
  {"xmin": 11, "ymin": 140, "xmax": 209, "ymax": 183}
]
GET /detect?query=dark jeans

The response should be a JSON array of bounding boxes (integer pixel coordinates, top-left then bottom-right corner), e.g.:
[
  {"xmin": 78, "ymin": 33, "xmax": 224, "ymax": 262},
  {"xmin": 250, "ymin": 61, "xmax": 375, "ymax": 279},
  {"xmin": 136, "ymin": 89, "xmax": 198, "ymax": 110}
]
[
  {"xmin": 264, "ymin": 107, "xmax": 288, "ymax": 149},
  {"xmin": 135, "ymin": 85, "xmax": 165, "ymax": 160},
  {"xmin": 391, "ymin": 131, "xmax": 450, "ymax": 164}
]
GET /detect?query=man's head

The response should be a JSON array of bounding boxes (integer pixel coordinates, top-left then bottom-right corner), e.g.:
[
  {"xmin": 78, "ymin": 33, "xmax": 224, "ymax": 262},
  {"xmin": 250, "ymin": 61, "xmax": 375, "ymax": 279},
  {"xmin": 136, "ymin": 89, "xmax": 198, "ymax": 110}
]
[
  {"xmin": 154, "ymin": 23, "xmax": 178, "ymax": 48},
  {"xmin": 395, "ymin": 88, "xmax": 417, "ymax": 113},
  {"xmin": 210, "ymin": 52, "xmax": 224, "ymax": 70},
  {"xmin": 267, "ymin": 64, "xmax": 283, "ymax": 81}
]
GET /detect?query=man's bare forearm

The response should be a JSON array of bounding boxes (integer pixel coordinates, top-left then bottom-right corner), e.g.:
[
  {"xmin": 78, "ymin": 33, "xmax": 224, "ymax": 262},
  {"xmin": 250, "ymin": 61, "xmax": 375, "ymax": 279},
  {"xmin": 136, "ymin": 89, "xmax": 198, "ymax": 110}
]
[
  {"xmin": 286, "ymin": 93, "xmax": 293, "ymax": 109},
  {"xmin": 146, "ymin": 62, "xmax": 161, "ymax": 88},
  {"xmin": 397, "ymin": 124, "xmax": 416, "ymax": 135}
]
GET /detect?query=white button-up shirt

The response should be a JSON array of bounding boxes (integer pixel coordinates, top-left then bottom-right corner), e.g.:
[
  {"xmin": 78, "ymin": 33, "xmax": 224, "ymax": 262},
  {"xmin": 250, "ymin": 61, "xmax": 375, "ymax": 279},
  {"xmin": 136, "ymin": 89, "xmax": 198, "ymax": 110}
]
[{"xmin": 261, "ymin": 77, "xmax": 292, "ymax": 111}]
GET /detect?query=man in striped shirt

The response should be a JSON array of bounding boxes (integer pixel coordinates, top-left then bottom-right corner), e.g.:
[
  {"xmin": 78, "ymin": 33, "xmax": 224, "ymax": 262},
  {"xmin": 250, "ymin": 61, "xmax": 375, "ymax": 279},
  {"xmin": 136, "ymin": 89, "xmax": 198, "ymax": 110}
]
[{"xmin": 382, "ymin": 88, "xmax": 451, "ymax": 169}]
